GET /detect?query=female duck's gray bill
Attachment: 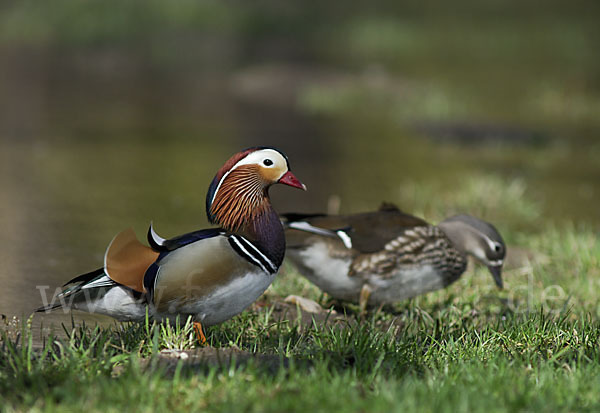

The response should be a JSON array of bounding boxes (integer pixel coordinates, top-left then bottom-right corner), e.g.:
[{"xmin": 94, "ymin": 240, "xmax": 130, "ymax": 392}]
[{"xmin": 488, "ymin": 265, "xmax": 503, "ymax": 289}]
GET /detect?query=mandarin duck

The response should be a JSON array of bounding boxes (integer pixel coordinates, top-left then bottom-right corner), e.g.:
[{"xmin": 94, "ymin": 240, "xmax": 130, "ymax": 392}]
[
  {"xmin": 282, "ymin": 203, "xmax": 505, "ymax": 309},
  {"xmin": 36, "ymin": 147, "xmax": 306, "ymax": 342}
]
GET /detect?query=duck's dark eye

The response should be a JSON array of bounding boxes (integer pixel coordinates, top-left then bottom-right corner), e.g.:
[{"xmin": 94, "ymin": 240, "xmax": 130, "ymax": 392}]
[
  {"xmin": 494, "ymin": 244, "xmax": 502, "ymax": 253},
  {"xmin": 263, "ymin": 159, "xmax": 273, "ymax": 166}
]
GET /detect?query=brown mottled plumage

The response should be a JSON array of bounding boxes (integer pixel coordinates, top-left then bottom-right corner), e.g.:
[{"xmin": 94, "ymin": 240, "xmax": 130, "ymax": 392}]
[
  {"xmin": 349, "ymin": 226, "xmax": 466, "ymax": 280},
  {"xmin": 283, "ymin": 204, "xmax": 505, "ymax": 307}
]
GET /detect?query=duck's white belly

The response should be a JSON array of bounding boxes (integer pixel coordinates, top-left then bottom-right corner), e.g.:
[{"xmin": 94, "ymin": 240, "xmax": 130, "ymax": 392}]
[
  {"xmin": 288, "ymin": 242, "xmax": 449, "ymax": 305},
  {"xmin": 72, "ymin": 286, "xmax": 147, "ymax": 321},
  {"xmin": 286, "ymin": 241, "xmax": 362, "ymax": 301},
  {"xmin": 367, "ymin": 265, "xmax": 446, "ymax": 305},
  {"xmin": 151, "ymin": 237, "xmax": 276, "ymax": 326},
  {"xmin": 71, "ymin": 270, "xmax": 275, "ymax": 326},
  {"xmin": 155, "ymin": 269, "xmax": 275, "ymax": 326},
  {"xmin": 69, "ymin": 233, "xmax": 277, "ymax": 325}
]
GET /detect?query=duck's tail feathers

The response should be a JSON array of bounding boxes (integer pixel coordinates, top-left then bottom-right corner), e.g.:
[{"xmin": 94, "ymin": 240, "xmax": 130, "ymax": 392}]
[
  {"xmin": 35, "ymin": 268, "xmax": 116, "ymax": 313},
  {"xmin": 34, "ymin": 302, "xmax": 64, "ymax": 312},
  {"xmin": 62, "ymin": 268, "xmax": 105, "ymax": 286}
]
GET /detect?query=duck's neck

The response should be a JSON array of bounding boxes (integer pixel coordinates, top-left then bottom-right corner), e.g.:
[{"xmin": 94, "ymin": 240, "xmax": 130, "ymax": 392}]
[
  {"xmin": 210, "ymin": 179, "xmax": 285, "ymax": 268},
  {"xmin": 243, "ymin": 204, "xmax": 286, "ymax": 268}
]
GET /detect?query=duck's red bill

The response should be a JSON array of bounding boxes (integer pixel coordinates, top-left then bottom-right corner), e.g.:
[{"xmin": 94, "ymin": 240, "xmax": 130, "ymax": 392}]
[{"xmin": 278, "ymin": 171, "xmax": 307, "ymax": 190}]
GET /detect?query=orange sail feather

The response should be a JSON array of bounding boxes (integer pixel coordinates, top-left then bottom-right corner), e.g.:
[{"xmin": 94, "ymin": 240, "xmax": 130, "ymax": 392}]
[{"xmin": 104, "ymin": 228, "xmax": 159, "ymax": 293}]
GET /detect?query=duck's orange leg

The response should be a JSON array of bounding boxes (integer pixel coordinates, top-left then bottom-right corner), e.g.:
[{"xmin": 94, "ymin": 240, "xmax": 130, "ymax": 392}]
[{"xmin": 193, "ymin": 321, "xmax": 207, "ymax": 345}]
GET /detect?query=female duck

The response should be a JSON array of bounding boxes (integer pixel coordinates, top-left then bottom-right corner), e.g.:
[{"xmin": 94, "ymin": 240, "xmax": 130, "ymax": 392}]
[{"xmin": 283, "ymin": 203, "xmax": 505, "ymax": 308}]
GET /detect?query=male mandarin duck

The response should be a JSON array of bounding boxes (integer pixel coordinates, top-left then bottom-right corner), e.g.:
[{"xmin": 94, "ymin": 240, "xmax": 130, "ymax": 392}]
[
  {"xmin": 37, "ymin": 147, "xmax": 306, "ymax": 342},
  {"xmin": 282, "ymin": 203, "xmax": 505, "ymax": 309}
]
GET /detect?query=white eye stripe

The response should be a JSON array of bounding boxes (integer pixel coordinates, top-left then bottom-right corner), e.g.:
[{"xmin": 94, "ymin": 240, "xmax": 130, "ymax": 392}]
[
  {"xmin": 211, "ymin": 149, "xmax": 286, "ymax": 205},
  {"xmin": 482, "ymin": 234, "xmax": 502, "ymax": 254}
]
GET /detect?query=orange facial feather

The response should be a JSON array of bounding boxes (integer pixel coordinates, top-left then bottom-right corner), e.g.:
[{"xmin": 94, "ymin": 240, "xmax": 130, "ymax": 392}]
[{"xmin": 209, "ymin": 165, "xmax": 269, "ymax": 232}]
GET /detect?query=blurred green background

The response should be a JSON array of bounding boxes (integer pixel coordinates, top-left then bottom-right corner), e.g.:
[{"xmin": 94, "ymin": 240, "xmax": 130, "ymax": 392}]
[{"xmin": 0, "ymin": 0, "xmax": 598, "ymax": 316}]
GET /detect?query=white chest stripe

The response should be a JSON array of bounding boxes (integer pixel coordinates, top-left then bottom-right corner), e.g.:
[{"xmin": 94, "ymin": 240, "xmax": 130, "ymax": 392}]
[
  {"xmin": 235, "ymin": 235, "xmax": 277, "ymax": 273},
  {"xmin": 229, "ymin": 235, "xmax": 273, "ymax": 274}
]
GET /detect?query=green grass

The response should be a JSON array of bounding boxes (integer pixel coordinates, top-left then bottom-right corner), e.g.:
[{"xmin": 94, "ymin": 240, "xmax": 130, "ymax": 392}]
[
  {"xmin": 2, "ymin": 202, "xmax": 600, "ymax": 411},
  {"xmin": 1, "ymin": 1, "xmax": 599, "ymax": 409},
  {"xmin": 2, "ymin": 307, "xmax": 600, "ymax": 411},
  {"xmin": 2, "ymin": 173, "xmax": 599, "ymax": 411}
]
